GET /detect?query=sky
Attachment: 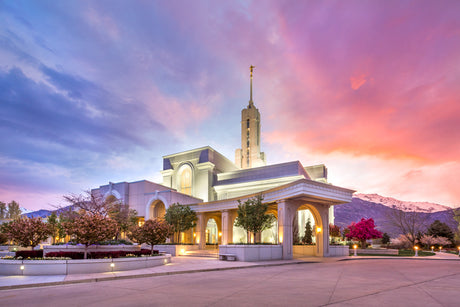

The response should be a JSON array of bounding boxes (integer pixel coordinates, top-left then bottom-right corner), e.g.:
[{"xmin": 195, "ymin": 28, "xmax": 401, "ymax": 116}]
[{"xmin": 1, "ymin": 0, "xmax": 459, "ymax": 211}]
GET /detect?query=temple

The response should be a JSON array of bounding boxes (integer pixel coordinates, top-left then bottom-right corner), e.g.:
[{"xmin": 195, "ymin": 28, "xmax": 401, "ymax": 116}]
[{"xmin": 92, "ymin": 67, "xmax": 354, "ymax": 259}]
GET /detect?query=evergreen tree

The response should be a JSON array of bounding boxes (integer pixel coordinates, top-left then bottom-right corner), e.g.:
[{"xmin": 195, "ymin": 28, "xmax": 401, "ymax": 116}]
[
  {"xmin": 47, "ymin": 212, "xmax": 60, "ymax": 244},
  {"xmin": 381, "ymin": 232, "xmax": 391, "ymax": 245},
  {"xmin": 0, "ymin": 201, "xmax": 7, "ymax": 219},
  {"xmin": 302, "ymin": 218, "xmax": 313, "ymax": 244},
  {"xmin": 427, "ymin": 220, "xmax": 455, "ymax": 244},
  {"xmin": 7, "ymin": 201, "xmax": 21, "ymax": 219}
]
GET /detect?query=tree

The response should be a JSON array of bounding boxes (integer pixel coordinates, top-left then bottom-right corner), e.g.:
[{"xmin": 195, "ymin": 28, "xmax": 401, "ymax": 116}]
[
  {"xmin": 7, "ymin": 201, "xmax": 22, "ymax": 219},
  {"xmin": 427, "ymin": 220, "xmax": 455, "ymax": 244},
  {"xmin": 0, "ymin": 201, "xmax": 7, "ymax": 219},
  {"xmin": 63, "ymin": 213, "xmax": 117, "ymax": 259},
  {"xmin": 302, "ymin": 218, "xmax": 313, "ymax": 244},
  {"xmin": 107, "ymin": 202, "xmax": 138, "ymax": 240},
  {"xmin": 63, "ymin": 190, "xmax": 118, "ymax": 216},
  {"xmin": 329, "ymin": 224, "xmax": 341, "ymax": 243},
  {"xmin": 6, "ymin": 217, "xmax": 52, "ymax": 250},
  {"xmin": 129, "ymin": 219, "xmax": 173, "ymax": 255},
  {"xmin": 164, "ymin": 203, "xmax": 197, "ymax": 243},
  {"xmin": 234, "ymin": 195, "xmax": 276, "ymax": 244},
  {"xmin": 346, "ymin": 218, "xmax": 383, "ymax": 248},
  {"xmin": 386, "ymin": 205, "xmax": 430, "ymax": 247},
  {"xmin": 381, "ymin": 233, "xmax": 391, "ymax": 245},
  {"xmin": 47, "ymin": 212, "xmax": 60, "ymax": 244},
  {"xmin": 453, "ymin": 208, "xmax": 460, "ymax": 244}
]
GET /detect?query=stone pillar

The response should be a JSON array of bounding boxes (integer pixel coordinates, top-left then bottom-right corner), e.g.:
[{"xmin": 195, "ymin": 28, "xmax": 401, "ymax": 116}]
[
  {"xmin": 315, "ymin": 204, "xmax": 330, "ymax": 257},
  {"xmin": 196, "ymin": 213, "xmax": 206, "ymax": 249},
  {"xmin": 278, "ymin": 200, "xmax": 293, "ymax": 260},
  {"xmin": 221, "ymin": 210, "xmax": 232, "ymax": 245}
]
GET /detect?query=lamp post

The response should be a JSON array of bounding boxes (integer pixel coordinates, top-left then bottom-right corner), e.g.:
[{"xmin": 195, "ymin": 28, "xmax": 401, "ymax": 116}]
[
  {"xmin": 439, "ymin": 246, "xmax": 442, "ymax": 253},
  {"xmin": 353, "ymin": 244, "xmax": 358, "ymax": 256},
  {"xmin": 414, "ymin": 246, "xmax": 419, "ymax": 257},
  {"xmin": 431, "ymin": 246, "xmax": 434, "ymax": 252},
  {"xmin": 458, "ymin": 246, "xmax": 460, "ymax": 256}
]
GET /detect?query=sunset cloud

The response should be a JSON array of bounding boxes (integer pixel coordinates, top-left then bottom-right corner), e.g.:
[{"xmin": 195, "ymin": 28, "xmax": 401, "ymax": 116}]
[{"xmin": 1, "ymin": 1, "xmax": 459, "ymax": 209}]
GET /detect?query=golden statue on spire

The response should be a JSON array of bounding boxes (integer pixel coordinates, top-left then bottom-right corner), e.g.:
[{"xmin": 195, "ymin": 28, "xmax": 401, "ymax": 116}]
[{"xmin": 250, "ymin": 65, "xmax": 255, "ymax": 79}]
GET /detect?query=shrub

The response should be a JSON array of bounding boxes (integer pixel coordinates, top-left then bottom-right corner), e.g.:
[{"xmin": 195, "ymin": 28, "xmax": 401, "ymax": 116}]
[
  {"xmin": 44, "ymin": 249, "xmax": 156, "ymax": 259},
  {"xmin": 45, "ymin": 251, "xmax": 84, "ymax": 259},
  {"xmin": 15, "ymin": 250, "xmax": 43, "ymax": 259}
]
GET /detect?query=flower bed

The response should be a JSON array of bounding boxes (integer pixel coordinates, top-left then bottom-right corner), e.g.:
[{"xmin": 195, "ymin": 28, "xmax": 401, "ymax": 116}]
[
  {"xmin": 43, "ymin": 244, "xmax": 141, "ymax": 256},
  {"xmin": 0, "ymin": 254, "xmax": 171, "ymax": 275}
]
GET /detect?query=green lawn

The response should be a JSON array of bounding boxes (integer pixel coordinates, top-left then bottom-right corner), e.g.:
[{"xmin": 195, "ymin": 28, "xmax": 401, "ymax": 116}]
[{"xmin": 352, "ymin": 250, "xmax": 435, "ymax": 257}]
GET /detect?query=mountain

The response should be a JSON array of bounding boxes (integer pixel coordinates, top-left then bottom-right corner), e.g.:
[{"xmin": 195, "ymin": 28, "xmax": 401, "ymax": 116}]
[
  {"xmin": 354, "ymin": 193, "xmax": 453, "ymax": 212},
  {"xmin": 334, "ymin": 194, "xmax": 458, "ymax": 237},
  {"xmin": 23, "ymin": 209, "xmax": 53, "ymax": 218}
]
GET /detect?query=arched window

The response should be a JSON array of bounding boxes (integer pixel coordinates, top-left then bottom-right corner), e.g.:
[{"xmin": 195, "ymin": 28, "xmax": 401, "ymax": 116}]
[{"xmin": 180, "ymin": 166, "xmax": 192, "ymax": 195}]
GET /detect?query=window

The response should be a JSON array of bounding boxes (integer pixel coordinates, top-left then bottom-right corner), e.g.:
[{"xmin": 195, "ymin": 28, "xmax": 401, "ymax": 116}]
[
  {"xmin": 180, "ymin": 166, "xmax": 192, "ymax": 195},
  {"xmin": 246, "ymin": 119, "xmax": 250, "ymax": 129}
]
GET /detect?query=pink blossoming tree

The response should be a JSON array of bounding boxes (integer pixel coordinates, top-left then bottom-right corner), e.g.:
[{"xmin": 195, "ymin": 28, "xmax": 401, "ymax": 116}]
[
  {"xmin": 63, "ymin": 213, "xmax": 117, "ymax": 259},
  {"xmin": 129, "ymin": 219, "xmax": 173, "ymax": 255},
  {"xmin": 345, "ymin": 218, "xmax": 383, "ymax": 248},
  {"xmin": 7, "ymin": 217, "xmax": 52, "ymax": 250}
]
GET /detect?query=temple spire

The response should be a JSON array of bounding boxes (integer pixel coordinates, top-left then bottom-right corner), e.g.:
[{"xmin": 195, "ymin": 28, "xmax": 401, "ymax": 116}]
[{"xmin": 249, "ymin": 65, "xmax": 255, "ymax": 106}]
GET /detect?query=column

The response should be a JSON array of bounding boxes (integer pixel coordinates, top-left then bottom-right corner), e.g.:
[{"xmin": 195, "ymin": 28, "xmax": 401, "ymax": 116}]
[
  {"xmin": 196, "ymin": 213, "xmax": 206, "ymax": 249},
  {"xmin": 315, "ymin": 204, "xmax": 330, "ymax": 257},
  {"xmin": 221, "ymin": 210, "xmax": 232, "ymax": 245},
  {"xmin": 278, "ymin": 200, "xmax": 293, "ymax": 260}
]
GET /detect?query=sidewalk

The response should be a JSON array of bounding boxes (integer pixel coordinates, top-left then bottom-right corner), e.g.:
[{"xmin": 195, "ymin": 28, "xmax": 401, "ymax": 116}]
[
  {"xmin": 0, "ymin": 252, "xmax": 458, "ymax": 290},
  {"xmin": 0, "ymin": 256, "xmax": 329, "ymax": 290}
]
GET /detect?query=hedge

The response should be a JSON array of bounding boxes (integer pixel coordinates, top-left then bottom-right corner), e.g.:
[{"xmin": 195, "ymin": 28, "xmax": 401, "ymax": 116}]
[{"xmin": 44, "ymin": 249, "xmax": 156, "ymax": 259}]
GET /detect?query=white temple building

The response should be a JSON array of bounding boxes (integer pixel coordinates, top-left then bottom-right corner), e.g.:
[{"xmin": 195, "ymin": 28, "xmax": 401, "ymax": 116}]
[{"xmin": 92, "ymin": 67, "xmax": 354, "ymax": 259}]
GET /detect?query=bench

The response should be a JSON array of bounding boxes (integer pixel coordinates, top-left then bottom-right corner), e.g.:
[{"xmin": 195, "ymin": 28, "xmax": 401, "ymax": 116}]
[{"xmin": 219, "ymin": 254, "xmax": 237, "ymax": 261}]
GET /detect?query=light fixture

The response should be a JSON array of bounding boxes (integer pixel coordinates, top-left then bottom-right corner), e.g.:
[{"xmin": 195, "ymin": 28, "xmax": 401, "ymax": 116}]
[
  {"xmin": 110, "ymin": 263, "xmax": 115, "ymax": 268},
  {"xmin": 180, "ymin": 248, "xmax": 185, "ymax": 255},
  {"xmin": 353, "ymin": 244, "xmax": 358, "ymax": 256},
  {"xmin": 20, "ymin": 265, "xmax": 25, "ymax": 270},
  {"xmin": 414, "ymin": 246, "xmax": 419, "ymax": 257},
  {"xmin": 218, "ymin": 232, "xmax": 222, "ymax": 237},
  {"xmin": 316, "ymin": 227, "xmax": 322, "ymax": 233}
]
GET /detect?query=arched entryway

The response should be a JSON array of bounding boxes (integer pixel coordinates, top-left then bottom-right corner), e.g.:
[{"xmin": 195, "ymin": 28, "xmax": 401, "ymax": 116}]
[
  {"xmin": 206, "ymin": 218, "xmax": 218, "ymax": 244},
  {"xmin": 149, "ymin": 200, "xmax": 166, "ymax": 219}
]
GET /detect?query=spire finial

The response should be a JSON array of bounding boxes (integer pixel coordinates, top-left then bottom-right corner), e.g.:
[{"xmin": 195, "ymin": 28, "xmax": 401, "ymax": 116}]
[{"xmin": 249, "ymin": 65, "xmax": 255, "ymax": 105}]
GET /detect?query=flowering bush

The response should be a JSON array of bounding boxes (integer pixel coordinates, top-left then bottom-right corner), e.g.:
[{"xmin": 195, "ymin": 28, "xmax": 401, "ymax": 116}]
[
  {"xmin": 16, "ymin": 250, "xmax": 43, "ymax": 259},
  {"xmin": 345, "ymin": 218, "xmax": 382, "ymax": 248}
]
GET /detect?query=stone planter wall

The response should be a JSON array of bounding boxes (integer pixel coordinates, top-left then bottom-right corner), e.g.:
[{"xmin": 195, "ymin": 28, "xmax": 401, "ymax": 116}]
[
  {"xmin": 293, "ymin": 245, "xmax": 316, "ymax": 257},
  {"xmin": 0, "ymin": 254, "xmax": 171, "ymax": 276},
  {"xmin": 43, "ymin": 244, "xmax": 141, "ymax": 256},
  {"xmin": 329, "ymin": 245, "xmax": 349, "ymax": 256},
  {"xmin": 219, "ymin": 245, "xmax": 283, "ymax": 262},
  {"xmin": 350, "ymin": 248, "xmax": 398, "ymax": 255},
  {"xmin": 152, "ymin": 244, "xmax": 199, "ymax": 256}
]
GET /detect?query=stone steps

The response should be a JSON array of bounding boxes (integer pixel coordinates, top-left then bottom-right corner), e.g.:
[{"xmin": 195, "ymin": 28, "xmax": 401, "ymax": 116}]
[{"xmin": 182, "ymin": 250, "xmax": 219, "ymax": 258}]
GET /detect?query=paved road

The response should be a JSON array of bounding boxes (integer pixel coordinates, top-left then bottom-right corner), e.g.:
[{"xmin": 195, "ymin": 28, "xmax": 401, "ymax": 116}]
[{"xmin": 1, "ymin": 259, "xmax": 459, "ymax": 306}]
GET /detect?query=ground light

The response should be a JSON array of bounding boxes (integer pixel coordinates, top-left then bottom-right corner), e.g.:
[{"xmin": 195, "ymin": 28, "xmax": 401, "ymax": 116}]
[
  {"xmin": 353, "ymin": 244, "xmax": 358, "ymax": 256},
  {"xmin": 180, "ymin": 248, "xmax": 185, "ymax": 255},
  {"xmin": 414, "ymin": 246, "xmax": 419, "ymax": 257},
  {"xmin": 110, "ymin": 262, "xmax": 115, "ymax": 272}
]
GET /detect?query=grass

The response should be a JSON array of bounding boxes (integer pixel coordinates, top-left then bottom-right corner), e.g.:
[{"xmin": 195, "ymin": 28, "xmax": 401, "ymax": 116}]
[{"xmin": 351, "ymin": 249, "xmax": 436, "ymax": 257}]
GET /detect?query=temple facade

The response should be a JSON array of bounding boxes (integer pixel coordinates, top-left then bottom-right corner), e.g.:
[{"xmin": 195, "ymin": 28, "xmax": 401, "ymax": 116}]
[{"xmin": 92, "ymin": 67, "xmax": 354, "ymax": 259}]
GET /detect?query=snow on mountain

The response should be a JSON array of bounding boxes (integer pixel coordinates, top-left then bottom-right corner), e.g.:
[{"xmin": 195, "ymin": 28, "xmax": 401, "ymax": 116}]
[
  {"xmin": 20, "ymin": 207, "xmax": 34, "ymax": 214},
  {"xmin": 354, "ymin": 193, "xmax": 453, "ymax": 213}
]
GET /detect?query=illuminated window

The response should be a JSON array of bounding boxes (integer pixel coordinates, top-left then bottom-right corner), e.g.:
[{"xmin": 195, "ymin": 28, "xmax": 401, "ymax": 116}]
[{"xmin": 180, "ymin": 166, "xmax": 192, "ymax": 195}]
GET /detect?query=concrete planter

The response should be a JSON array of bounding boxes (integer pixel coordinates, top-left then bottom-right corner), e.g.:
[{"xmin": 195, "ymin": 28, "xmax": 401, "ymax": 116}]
[
  {"xmin": 293, "ymin": 245, "xmax": 316, "ymax": 257},
  {"xmin": 0, "ymin": 254, "xmax": 171, "ymax": 276},
  {"xmin": 329, "ymin": 245, "xmax": 349, "ymax": 256},
  {"xmin": 43, "ymin": 244, "xmax": 141, "ymax": 256},
  {"xmin": 219, "ymin": 245, "xmax": 283, "ymax": 262},
  {"xmin": 152, "ymin": 244, "xmax": 199, "ymax": 256}
]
